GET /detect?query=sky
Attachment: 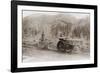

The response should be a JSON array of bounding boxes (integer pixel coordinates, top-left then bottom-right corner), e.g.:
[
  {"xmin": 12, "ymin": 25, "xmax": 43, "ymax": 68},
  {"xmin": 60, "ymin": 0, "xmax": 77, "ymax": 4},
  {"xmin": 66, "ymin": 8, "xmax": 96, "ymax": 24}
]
[{"xmin": 22, "ymin": 10, "xmax": 90, "ymax": 19}]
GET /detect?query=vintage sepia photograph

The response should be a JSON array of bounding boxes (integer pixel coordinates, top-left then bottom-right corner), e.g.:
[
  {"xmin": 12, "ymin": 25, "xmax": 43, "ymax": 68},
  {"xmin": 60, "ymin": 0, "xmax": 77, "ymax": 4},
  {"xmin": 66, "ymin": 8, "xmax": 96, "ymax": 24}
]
[
  {"xmin": 11, "ymin": 1, "xmax": 97, "ymax": 72},
  {"xmin": 22, "ymin": 10, "xmax": 90, "ymax": 63}
]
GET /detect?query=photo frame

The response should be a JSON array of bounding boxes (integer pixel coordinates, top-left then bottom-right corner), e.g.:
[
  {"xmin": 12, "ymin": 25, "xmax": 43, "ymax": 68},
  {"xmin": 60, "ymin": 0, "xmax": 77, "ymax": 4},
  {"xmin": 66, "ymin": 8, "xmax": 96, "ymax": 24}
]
[{"xmin": 11, "ymin": 1, "xmax": 97, "ymax": 72}]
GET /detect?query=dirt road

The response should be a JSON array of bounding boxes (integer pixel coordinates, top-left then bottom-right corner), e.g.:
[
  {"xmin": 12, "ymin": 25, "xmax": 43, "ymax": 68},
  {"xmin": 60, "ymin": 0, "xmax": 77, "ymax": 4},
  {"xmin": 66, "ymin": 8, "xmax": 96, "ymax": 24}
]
[{"xmin": 22, "ymin": 46, "xmax": 90, "ymax": 63}]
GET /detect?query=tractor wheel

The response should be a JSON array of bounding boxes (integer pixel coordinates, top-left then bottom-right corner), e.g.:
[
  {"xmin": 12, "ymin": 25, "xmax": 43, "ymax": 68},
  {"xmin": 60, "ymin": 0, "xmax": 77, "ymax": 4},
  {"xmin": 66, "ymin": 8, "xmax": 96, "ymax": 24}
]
[{"xmin": 57, "ymin": 41, "xmax": 65, "ymax": 52}]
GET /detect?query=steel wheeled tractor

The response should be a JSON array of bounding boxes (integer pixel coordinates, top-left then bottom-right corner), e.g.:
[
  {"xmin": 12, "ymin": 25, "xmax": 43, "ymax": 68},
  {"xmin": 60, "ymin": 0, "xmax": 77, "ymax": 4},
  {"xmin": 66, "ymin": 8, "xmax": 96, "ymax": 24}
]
[{"xmin": 57, "ymin": 38, "xmax": 74, "ymax": 53}]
